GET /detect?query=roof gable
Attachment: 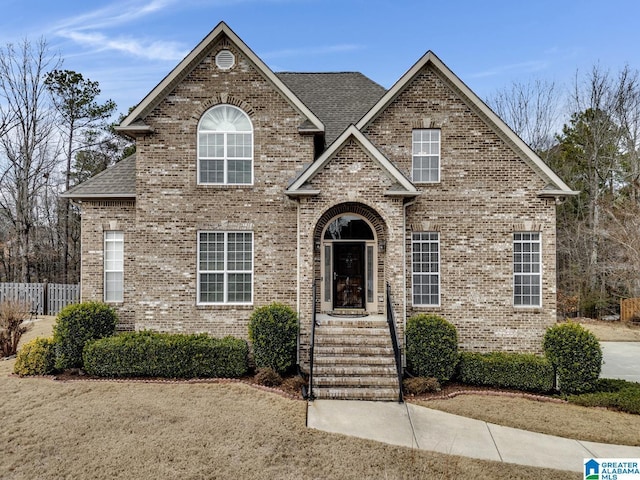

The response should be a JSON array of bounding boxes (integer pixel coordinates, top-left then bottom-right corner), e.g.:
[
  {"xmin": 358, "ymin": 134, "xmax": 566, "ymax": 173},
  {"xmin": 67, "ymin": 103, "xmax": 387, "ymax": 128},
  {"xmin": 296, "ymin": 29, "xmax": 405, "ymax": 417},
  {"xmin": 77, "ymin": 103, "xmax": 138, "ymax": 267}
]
[
  {"xmin": 286, "ymin": 125, "xmax": 418, "ymax": 197},
  {"xmin": 116, "ymin": 22, "xmax": 324, "ymax": 136},
  {"xmin": 356, "ymin": 51, "xmax": 578, "ymax": 197}
]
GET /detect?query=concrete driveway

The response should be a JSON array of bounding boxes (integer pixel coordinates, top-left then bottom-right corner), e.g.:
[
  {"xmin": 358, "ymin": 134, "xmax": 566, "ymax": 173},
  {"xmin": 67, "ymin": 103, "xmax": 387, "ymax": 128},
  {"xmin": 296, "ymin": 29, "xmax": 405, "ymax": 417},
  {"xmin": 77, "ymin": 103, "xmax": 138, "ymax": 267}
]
[{"xmin": 600, "ymin": 342, "xmax": 640, "ymax": 382}]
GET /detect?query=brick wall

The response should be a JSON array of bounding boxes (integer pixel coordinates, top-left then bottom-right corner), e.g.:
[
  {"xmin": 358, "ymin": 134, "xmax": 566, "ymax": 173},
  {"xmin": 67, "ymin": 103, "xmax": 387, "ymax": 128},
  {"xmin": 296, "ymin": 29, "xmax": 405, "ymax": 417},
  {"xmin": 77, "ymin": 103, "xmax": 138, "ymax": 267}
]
[
  {"xmin": 362, "ymin": 64, "xmax": 557, "ymax": 353},
  {"xmin": 80, "ymin": 200, "xmax": 136, "ymax": 329},
  {"xmin": 128, "ymin": 37, "xmax": 313, "ymax": 338}
]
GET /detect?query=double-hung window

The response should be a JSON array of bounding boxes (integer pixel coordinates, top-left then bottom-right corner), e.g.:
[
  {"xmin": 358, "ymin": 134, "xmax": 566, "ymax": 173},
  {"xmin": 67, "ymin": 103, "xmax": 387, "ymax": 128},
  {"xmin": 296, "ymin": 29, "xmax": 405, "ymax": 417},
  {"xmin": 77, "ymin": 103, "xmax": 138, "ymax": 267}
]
[
  {"xmin": 104, "ymin": 231, "xmax": 124, "ymax": 303},
  {"xmin": 412, "ymin": 129, "xmax": 440, "ymax": 183},
  {"xmin": 513, "ymin": 232, "xmax": 541, "ymax": 307},
  {"xmin": 412, "ymin": 232, "xmax": 440, "ymax": 306},
  {"xmin": 198, "ymin": 105, "xmax": 253, "ymax": 185},
  {"xmin": 198, "ymin": 231, "xmax": 253, "ymax": 304}
]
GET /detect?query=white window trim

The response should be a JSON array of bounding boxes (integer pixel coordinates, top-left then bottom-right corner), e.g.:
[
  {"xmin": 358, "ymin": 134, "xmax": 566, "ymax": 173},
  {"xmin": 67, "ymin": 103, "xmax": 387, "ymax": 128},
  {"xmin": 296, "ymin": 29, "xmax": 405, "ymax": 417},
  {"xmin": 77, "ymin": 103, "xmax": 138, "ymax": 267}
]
[
  {"xmin": 411, "ymin": 232, "xmax": 441, "ymax": 307},
  {"xmin": 197, "ymin": 105, "xmax": 254, "ymax": 186},
  {"xmin": 197, "ymin": 231, "xmax": 254, "ymax": 305},
  {"xmin": 104, "ymin": 231, "xmax": 124, "ymax": 303},
  {"xmin": 412, "ymin": 128, "xmax": 441, "ymax": 184},
  {"xmin": 513, "ymin": 232, "xmax": 542, "ymax": 308}
]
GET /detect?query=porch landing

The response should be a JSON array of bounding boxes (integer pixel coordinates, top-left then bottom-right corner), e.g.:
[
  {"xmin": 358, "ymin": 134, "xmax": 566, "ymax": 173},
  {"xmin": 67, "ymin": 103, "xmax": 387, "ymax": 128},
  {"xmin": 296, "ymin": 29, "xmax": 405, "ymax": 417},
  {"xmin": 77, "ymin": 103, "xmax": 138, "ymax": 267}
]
[{"xmin": 311, "ymin": 314, "xmax": 401, "ymax": 401}]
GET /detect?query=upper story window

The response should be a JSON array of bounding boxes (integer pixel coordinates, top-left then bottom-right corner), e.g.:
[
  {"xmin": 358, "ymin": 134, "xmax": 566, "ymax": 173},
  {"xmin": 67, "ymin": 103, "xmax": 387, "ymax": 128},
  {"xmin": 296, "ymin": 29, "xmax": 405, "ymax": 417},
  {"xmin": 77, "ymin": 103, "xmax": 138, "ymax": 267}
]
[
  {"xmin": 198, "ymin": 105, "xmax": 253, "ymax": 185},
  {"xmin": 412, "ymin": 129, "xmax": 440, "ymax": 183}
]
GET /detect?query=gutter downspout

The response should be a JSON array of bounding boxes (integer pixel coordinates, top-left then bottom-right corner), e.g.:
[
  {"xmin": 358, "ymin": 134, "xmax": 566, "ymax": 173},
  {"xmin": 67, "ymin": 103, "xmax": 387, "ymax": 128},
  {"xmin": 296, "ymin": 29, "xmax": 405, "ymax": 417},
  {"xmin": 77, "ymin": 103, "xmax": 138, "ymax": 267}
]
[
  {"xmin": 295, "ymin": 197, "xmax": 301, "ymax": 367},
  {"xmin": 402, "ymin": 196, "xmax": 418, "ymax": 368}
]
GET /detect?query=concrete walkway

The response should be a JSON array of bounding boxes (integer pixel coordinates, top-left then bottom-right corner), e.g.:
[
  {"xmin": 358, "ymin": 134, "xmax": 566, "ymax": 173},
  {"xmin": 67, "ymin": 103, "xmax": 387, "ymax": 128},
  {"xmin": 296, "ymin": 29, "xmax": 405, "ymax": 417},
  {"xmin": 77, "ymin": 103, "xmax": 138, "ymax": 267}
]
[{"xmin": 307, "ymin": 400, "xmax": 640, "ymax": 473}]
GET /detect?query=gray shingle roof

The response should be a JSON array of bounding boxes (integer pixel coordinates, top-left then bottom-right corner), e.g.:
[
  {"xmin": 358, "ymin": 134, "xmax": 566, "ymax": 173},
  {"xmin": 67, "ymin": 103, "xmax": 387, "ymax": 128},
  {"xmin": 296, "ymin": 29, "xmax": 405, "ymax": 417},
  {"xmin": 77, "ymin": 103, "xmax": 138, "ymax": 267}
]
[
  {"xmin": 276, "ymin": 72, "xmax": 386, "ymax": 145},
  {"xmin": 61, "ymin": 154, "xmax": 136, "ymax": 199}
]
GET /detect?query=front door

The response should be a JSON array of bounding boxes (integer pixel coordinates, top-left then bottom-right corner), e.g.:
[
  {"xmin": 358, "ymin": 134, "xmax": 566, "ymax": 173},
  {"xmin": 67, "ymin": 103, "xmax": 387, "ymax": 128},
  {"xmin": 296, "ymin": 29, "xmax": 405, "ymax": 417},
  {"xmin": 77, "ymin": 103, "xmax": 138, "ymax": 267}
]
[{"xmin": 333, "ymin": 243, "xmax": 365, "ymax": 309}]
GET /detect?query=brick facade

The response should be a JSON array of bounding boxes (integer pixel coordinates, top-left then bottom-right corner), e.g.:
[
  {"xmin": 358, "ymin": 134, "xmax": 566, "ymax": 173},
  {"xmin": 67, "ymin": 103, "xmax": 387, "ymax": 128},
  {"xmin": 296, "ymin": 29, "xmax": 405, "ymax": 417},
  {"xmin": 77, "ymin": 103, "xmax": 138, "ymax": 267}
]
[
  {"xmin": 362, "ymin": 65, "xmax": 557, "ymax": 352},
  {"xmin": 74, "ymin": 24, "xmax": 568, "ymax": 363}
]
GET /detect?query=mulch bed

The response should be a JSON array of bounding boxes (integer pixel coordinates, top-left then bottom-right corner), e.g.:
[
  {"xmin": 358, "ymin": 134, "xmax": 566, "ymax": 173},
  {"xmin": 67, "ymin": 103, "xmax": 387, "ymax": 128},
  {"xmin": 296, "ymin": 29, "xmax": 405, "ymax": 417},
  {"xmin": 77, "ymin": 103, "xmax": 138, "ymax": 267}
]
[{"xmin": 404, "ymin": 382, "xmax": 567, "ymax": 404}]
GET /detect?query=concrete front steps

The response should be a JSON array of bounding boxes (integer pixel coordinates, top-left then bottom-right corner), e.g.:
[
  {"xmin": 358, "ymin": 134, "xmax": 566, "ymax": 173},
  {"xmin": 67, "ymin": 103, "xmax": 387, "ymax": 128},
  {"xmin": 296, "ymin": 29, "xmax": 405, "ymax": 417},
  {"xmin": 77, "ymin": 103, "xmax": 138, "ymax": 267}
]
[{"xmin": 311, "ymin": 315, "xmax": 401, "ymax": 401}]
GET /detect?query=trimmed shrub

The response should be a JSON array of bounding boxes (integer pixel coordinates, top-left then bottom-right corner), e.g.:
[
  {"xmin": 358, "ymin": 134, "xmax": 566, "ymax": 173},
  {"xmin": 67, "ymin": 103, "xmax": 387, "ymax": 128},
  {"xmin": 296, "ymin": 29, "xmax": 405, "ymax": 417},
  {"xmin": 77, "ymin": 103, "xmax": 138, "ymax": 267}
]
[
  {"xmin": 53, "ymin": 302, "xmax": 118, "ymax": 370},
  {"xmin": 248, "ymin": 303, "xmax": 298, "ymax": 374},
  {"xmin": 403, "ymin": 377, "xmax": 441, "ymax": 395},
  {"xmin": 543, "ymin": 322, "xmax": 602, "ymax": 394},
  {"xmin": 13, "ymin": 337, "xmax": 56, "ymax": 376},
  {"xmin": 457, "ymin": 351, "xmax": 554, "ymax": 392},
  {"xmin": 82, "ymin": 331, "xmax": 248, "ymax": 378},
  {"xmin": 568, "ymin": 379, "xmax": 640, "ymax": 415},
  {"xmin": 255, "ymin": 367, "xmax": 283, "ymax": 387},
  {"xmin": 406, "ymin": 314, "xmax": 458, "ymax": 382},
  {"xmin": 0, "ymin": 300, "xmax": 32, "ymax": 357}
]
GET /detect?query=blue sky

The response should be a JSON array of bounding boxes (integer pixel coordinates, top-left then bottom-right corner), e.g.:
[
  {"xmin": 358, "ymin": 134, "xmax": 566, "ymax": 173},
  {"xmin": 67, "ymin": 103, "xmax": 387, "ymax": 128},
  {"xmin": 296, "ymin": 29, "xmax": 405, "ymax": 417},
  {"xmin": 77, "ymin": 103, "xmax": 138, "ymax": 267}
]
[{"xmin": 2, "ymin": 0, "xmax": 639, "ymax": 119}]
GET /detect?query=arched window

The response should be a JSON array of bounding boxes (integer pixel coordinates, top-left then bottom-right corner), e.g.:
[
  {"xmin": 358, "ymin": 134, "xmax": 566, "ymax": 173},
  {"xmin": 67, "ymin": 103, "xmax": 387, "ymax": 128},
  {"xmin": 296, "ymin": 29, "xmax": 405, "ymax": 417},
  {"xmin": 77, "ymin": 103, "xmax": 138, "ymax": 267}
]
[
  {"xmin": 323, "ymin": 215, "xmax": 374, "ymax": 240},
  {"xmin": 198, "ymin": 105, "xmax": 253, "ymax": 184}
]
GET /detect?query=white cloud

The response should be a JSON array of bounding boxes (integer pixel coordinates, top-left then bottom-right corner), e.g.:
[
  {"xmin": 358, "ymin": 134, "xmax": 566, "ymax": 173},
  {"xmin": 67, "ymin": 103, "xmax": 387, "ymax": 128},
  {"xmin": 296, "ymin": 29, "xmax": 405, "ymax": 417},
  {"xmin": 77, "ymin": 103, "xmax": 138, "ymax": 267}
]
[
  {"xmin": 57, "ymin": 29, "xmax": 188, "ymax": 61},
  {"xmin": 51, "ymin": 0, "xmax": 188, "ymax": 62},
  {"xmin": 53, "ymin": 0, "xmax": 177, "ymax": 32}
]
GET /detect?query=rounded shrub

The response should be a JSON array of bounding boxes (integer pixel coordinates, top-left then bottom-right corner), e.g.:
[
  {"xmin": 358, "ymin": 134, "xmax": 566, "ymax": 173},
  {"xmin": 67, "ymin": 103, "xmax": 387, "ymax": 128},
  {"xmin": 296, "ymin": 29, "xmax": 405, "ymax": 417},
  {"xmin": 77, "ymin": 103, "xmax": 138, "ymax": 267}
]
[
  {"xmin": 403, "ymin": 377, "xmax": 441, "ymax": 395},
  {"xmin": 406, "ymin": 314, "xmax": 458, "ymax": 382},
  {"xmin": 14, "ymin": 337, "xmax": 56, "ymax": 376},
  {"xmin": 53, "ymin": 302, "xmax": 118, "ymax": 370},
  {"xmin": 255, "ymin": 367, "xmax": 283, "ymax": 387},
  {"xmin": 543, "ymin": 322, "xmax": 602, "ymax": 394},
  {"xmin": 248, "ymin": 303, "xmax": 298, "ymax": 374}
]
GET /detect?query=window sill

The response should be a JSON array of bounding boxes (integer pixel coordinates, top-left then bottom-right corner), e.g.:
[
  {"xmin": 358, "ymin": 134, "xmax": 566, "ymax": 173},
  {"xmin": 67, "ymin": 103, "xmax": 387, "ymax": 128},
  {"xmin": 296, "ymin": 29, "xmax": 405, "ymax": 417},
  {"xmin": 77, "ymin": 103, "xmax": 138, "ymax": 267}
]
[
  {"xmin": 196, "ymin": 303, "xmax": 253, "ymax": 309},
  {"xmin": 196, "ymin": 183, "xmax": 254, "ymax": 188},
  {"xmin": 513, "ymin": 306, "xmax": 543, "ymax": 313}
]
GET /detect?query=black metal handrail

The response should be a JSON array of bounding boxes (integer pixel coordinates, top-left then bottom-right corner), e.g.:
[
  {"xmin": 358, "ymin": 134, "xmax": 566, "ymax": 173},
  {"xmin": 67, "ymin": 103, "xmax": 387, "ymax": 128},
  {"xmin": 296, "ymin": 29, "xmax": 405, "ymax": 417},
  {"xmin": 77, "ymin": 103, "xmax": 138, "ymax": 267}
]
[
  {"xmin": 307, "ymin": 279, "xmax": 319, "ymax": 401},
  {"xmin": 386, "ymin": 282, "xmax": 403, "ymax": 403}
]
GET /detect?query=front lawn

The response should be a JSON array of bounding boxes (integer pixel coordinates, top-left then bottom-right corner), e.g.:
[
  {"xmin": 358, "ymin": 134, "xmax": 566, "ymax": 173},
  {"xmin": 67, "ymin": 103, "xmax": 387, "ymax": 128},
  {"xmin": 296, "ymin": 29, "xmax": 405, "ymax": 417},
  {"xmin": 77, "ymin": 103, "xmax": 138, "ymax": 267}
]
[{"xmin": 2, "ymin": 315, "xmax": 637, "ymax": 478}]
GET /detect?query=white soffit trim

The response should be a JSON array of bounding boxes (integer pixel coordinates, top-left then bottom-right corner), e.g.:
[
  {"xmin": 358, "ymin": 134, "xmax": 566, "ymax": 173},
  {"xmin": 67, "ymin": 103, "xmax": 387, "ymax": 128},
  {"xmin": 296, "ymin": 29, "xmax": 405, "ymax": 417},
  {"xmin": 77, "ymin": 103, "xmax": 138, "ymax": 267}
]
[
  {"xmin": 356, "ymin": 51, "xmax": 577, "ymax": 196},
  {"xmin": 118, "ymin": 22, "xmax": 324, "ymax": 133},
  {"xmin": 286, "ymin": 125, "xmax": 417, "ymax": 194}
]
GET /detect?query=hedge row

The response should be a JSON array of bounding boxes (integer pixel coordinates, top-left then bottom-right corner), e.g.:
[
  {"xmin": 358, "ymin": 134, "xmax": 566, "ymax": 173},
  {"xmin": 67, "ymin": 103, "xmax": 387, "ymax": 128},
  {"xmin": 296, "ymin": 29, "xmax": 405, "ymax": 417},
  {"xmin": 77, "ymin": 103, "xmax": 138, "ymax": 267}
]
[
  {"xmin": 568, "ymin": 379, "xmax": 640, "ymax": 415},
  {"xmin": 457, "ymin": 351, "xmax": 554, "ymax": 392},
  {"xmin": 83, "ymin": 331, "xmax": 249, "ymax": 379}
]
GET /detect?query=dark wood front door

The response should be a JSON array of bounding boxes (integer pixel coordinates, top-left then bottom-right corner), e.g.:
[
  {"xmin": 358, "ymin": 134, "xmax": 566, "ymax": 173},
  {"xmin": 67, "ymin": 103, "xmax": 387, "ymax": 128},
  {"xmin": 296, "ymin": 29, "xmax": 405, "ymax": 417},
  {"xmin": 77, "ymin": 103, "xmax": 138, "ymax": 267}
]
[{"xmin": 333, "ymin": 243, "xmax": 365, "ymax": 309}]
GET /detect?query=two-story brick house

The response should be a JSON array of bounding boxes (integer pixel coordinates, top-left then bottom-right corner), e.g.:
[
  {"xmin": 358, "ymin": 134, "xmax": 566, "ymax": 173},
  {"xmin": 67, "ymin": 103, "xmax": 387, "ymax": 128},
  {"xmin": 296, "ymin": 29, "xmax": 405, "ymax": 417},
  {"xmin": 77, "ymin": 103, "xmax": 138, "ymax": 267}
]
[{"xmin": 63, "ymin": 22, "xmax": 576, "ymax": 399}]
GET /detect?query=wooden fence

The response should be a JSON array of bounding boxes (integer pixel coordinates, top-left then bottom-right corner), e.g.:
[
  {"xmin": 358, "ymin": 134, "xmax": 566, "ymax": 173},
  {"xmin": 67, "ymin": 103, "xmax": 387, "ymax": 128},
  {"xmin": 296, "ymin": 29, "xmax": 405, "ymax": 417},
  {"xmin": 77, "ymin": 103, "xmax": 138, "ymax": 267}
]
[
  {"xmin": 620, "ymin": 297, "xmax": 640, "ymax": 322},
  {"xmin": 0, "ymin": 282, "xmax": 80, "ymax": 316}
]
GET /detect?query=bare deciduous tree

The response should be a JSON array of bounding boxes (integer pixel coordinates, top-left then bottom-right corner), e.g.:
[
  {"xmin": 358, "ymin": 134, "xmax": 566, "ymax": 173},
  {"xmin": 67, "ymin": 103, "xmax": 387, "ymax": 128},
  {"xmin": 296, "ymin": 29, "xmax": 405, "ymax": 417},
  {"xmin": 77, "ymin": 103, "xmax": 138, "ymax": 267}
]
[
  {"xmin": 487, "ymin": 78, "xmax": 560, "ymax": 157},
  {"xmin": 0, "ymin": 38, "xmax": 60, "ymax": 282}
]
